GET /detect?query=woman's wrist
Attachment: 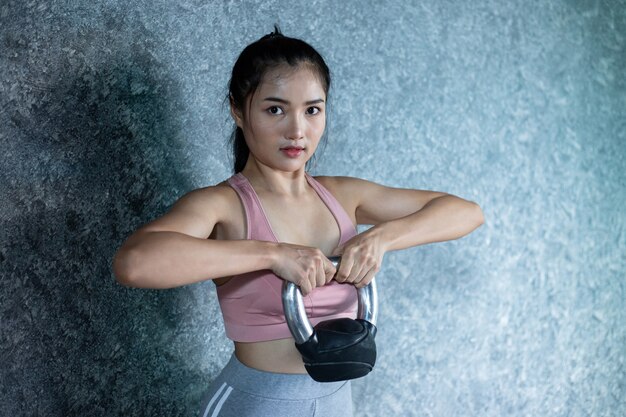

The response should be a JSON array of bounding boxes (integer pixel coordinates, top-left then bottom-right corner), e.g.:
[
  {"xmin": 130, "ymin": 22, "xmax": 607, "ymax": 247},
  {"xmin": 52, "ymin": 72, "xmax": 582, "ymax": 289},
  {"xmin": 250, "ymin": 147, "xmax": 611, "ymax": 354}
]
[
  {"xmin": 362, "ymin": 223, "xmax": 392, "ymax": 255},
  {"xmin": 258, "ymin": 240, "xmax": 280, "ymax": 271},
  {"xmin": 367, "ymin": 222, "xmax": 395, "ymax": 254}
]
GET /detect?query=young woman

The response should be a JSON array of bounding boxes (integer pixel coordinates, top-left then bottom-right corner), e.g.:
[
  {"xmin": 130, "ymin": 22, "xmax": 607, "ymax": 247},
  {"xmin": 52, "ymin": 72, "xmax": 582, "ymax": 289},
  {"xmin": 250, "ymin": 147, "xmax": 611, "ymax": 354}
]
[{"xmin": 113, "ymin": 27, "xmax": 484, "ymax": 417}]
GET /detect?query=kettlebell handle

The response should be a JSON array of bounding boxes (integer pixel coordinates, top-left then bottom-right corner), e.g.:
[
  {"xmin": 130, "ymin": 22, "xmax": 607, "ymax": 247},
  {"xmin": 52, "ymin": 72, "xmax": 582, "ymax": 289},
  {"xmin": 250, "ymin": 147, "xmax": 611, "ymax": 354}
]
[{"xmin": 282, "ymin": 256, "xmax": 378, "ymax": 345}]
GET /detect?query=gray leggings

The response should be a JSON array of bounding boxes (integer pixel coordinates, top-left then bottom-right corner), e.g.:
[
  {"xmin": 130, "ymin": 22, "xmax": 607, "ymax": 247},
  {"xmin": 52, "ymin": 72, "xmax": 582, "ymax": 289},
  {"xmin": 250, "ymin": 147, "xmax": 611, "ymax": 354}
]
[{"xmin": 198, "ymin": 353, "xmax": 353, "ymax": 417}]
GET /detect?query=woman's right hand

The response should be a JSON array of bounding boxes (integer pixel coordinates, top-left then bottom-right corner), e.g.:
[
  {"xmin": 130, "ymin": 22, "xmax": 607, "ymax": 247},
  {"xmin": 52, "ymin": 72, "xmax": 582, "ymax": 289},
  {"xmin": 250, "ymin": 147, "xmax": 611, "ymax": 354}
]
[{"xmin": 270, "ymin": 243, "xmax": 337, "ymax": 296}]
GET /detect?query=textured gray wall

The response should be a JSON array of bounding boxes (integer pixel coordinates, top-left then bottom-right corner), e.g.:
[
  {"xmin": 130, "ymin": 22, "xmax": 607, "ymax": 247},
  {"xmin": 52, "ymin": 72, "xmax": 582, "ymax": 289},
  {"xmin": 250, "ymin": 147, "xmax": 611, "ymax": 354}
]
[{"xmin": 1, "ymin": 0, "xmax": 624, "ymax": 416}]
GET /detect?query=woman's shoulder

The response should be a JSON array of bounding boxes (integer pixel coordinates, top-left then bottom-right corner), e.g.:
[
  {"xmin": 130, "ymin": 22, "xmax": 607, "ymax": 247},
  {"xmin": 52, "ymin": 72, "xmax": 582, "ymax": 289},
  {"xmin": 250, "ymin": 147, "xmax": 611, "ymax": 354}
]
[
  {"xmin": 173, "ymin": 178, "xmax": 240, "ymax": 213},
  {"xmin": 312, "ymin": 174, "xmax": 358, "ymax": 185},
  {"xmin": 132, "ymin": 179, "xmax": 242, "ymax": 238},
  {"xmin": 312, "ymin": 175, "xmax": 375, "ymax": 212},
  {"xmin": 312, "ymin": 175, "xmax": 372, "ymax": 197}
]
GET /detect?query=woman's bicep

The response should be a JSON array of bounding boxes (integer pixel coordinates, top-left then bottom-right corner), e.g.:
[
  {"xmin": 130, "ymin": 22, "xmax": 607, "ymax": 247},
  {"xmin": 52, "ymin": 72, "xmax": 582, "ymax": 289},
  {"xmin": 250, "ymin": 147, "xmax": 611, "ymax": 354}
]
[{"xmin": 348, "ymin": 178, "xmax": 447, "ymax": 225}]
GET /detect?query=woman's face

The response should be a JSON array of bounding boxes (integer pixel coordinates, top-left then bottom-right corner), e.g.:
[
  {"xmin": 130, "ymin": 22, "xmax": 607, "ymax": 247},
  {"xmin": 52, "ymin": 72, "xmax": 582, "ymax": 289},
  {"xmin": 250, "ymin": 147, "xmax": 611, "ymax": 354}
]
[{"xmin": 232, "ymin": 65, "xmax": 327, "ymax": 173}]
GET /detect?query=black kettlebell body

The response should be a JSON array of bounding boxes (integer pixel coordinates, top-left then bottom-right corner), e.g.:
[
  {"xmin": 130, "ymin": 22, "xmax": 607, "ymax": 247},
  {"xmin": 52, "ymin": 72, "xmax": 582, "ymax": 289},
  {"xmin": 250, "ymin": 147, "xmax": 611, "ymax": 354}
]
[
  {"xmin": 282, "ymin": 257, "xmax": 379, "ymax": 383},
  {"xmin": 296, "ymin": 318, "xmax": 377, "ymax": 382}
]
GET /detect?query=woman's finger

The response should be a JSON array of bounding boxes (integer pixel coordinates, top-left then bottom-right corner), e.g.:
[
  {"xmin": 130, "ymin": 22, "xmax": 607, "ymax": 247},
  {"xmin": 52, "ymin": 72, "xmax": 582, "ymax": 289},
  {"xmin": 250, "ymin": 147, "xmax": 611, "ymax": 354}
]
[
  {"xmin": 315, "ymin": 258, "xmax": 326, "ymax": 288},
  {"xmin": 334, "ymin": 256, "xmax": 354, "ymax": 283},
  {"xmin": 324, "ymin": 257, "xmax": 337, "ymax": 284},
  {"xmin": 346, "ymin": 261, "xmax": 367, "ymax": 284},
  {"xmin": 299, "ymin": 274, "xmax": 312, "ymax": 296},
  {"xmin": 355, "ymin": 265, "xmax": 379, "ymax": 288}
]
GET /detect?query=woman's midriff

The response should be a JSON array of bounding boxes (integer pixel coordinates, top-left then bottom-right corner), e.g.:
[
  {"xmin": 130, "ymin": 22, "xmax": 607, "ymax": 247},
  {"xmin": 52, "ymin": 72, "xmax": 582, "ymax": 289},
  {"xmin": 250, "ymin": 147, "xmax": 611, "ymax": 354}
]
[{"xmin": 234, "ymin": 338, "xmax": 308, "ymax": 374}]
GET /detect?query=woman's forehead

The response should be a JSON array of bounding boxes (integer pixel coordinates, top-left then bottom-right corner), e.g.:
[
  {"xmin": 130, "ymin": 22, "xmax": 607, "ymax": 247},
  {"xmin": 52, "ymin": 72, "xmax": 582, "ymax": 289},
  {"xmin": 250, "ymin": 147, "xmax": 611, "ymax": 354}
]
[{"xmin": 256, "ymin": 66, "xmax": 326, "ymax": 98}]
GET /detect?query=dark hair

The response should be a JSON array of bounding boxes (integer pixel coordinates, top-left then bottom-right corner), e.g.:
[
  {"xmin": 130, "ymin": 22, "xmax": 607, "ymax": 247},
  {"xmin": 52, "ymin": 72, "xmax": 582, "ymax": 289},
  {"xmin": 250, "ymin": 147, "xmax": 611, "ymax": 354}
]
[{"xmin": 228, "ymin": 25, "xmax": 331, "ymax": 173}]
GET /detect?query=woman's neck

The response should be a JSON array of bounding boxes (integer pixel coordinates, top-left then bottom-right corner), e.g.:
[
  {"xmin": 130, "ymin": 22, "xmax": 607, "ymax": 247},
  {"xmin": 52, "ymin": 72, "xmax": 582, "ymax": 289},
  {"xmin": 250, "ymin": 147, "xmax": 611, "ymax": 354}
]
[{"xmin": 241, "ymin": 160, "xmax": 309, "ymax": 197}]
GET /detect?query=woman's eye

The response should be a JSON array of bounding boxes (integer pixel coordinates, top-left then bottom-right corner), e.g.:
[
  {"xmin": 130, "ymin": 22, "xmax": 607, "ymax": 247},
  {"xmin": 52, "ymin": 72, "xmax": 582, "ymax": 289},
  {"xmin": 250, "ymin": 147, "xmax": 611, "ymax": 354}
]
[
  {"xmin": 307, "ymin": 107, "xmax": 321, "ymax": 115},
  {"xmin": 267, "ymin": 106, "xmax": 283, "ymax": 115}
]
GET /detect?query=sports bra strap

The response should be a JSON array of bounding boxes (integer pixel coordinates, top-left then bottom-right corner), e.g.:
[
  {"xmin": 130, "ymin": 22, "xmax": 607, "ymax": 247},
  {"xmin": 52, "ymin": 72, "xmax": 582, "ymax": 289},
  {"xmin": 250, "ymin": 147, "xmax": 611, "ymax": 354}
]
[{"xmin": 227, "ymin": 173, "xmax": 275, "ymax": 241}]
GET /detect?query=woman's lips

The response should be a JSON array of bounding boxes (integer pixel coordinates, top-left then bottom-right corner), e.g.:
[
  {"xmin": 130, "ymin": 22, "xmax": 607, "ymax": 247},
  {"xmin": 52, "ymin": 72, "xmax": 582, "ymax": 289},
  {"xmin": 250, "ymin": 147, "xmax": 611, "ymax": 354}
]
[{"xmin": 280, "ymin": 147, "xmax": 304, "ymax": 158}]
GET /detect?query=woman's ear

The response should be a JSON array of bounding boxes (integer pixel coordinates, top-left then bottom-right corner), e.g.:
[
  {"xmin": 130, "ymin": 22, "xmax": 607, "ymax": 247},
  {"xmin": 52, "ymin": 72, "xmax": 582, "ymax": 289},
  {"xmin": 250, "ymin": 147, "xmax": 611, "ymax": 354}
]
[{"xmin": 229, "ymin": 95, "xmax": 244, "ymax": 128}]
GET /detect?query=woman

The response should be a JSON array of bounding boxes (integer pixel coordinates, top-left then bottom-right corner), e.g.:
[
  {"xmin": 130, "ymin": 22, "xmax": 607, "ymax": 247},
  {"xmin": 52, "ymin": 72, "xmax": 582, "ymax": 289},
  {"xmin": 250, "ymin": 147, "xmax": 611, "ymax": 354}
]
[{"xmin": 113, "ymin": 27, "xmax": 484, "ymax": 417}]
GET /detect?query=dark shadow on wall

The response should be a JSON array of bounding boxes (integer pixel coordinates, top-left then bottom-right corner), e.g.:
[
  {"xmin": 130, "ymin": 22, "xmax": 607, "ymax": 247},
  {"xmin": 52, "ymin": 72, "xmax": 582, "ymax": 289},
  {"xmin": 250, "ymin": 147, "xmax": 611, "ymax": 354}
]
[{"xmin": 1, "ymin": 23, "xmax": 213, "ymax": 416}]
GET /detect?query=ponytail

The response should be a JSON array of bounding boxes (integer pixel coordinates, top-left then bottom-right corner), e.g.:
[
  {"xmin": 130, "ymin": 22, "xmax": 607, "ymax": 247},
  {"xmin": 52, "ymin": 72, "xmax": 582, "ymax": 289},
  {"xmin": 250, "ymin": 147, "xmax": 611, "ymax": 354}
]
[{"xmin": 232, "ymin": 127, "xmax": 249, "ymax": 173}]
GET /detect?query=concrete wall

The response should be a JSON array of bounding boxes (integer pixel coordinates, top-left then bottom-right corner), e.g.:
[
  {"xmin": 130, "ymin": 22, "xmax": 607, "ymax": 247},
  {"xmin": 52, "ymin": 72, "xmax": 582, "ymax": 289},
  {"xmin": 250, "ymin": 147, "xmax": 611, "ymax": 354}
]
[{"xmin": 1, "ymin": 0, "xmax": 624, "ymax": 415}]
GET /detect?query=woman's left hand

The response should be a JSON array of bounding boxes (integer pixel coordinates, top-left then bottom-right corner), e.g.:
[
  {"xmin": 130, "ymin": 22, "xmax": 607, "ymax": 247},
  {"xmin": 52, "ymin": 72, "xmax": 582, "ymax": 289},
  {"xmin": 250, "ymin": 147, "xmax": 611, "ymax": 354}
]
[{"xmin": 331, "ymin": 226, "xmax": 388, "ymax": 288}]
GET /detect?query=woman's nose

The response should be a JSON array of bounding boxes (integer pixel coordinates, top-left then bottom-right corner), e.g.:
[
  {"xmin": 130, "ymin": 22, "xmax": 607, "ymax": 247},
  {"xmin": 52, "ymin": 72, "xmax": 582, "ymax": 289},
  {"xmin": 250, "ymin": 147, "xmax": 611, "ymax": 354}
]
[{"xmin": 286, "ymin": 114, "xmax": 304, "ymax": 140}]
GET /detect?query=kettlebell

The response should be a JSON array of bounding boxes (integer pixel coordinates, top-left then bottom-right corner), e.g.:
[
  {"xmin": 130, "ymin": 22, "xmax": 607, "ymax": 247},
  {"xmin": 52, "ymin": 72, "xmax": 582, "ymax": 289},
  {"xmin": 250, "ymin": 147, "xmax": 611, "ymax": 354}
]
[{"xmin": 282, "ymin": 256, "xmax": 378, "ymax": 382}]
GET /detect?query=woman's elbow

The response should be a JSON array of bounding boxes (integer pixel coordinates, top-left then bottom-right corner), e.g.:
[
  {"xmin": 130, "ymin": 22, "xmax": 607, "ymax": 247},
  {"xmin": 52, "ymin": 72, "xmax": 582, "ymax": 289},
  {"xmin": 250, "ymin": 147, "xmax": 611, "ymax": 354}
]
[
  {"xmin": 112, "ymin": 248, "xmax": 141, "ymax": 287},
  {"xmin": 471, "ymin": 201, "xmax": 485, "ymax": 227}
]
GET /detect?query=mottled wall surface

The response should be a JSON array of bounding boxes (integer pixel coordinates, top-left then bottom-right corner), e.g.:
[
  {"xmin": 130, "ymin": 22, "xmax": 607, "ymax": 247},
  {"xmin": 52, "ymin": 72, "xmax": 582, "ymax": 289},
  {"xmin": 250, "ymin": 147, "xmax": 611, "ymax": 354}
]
[{"xmin": 1, "ymin": 0, "xmax": 624, "ymax": 416}]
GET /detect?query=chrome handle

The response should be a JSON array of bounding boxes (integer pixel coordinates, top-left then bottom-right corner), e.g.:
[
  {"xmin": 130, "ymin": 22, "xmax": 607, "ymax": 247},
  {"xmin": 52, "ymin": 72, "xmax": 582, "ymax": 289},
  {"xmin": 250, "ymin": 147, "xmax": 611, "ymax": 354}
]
[{"xmin": 282, "ymin": 256, "xmax": 379, "ymax": 345}]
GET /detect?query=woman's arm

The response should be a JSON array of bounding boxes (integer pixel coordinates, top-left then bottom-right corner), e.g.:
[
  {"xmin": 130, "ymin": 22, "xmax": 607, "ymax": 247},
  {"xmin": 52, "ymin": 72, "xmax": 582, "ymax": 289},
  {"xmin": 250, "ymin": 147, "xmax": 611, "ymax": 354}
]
[
  {"xmin": 113, "ymin": 186, "xmax": 270, "ymax": 289},
  {"xmin": 322, "ymin": 176, "xmax": 484, "ymax": 286},
  {"xmin": 114, "ymin": 232, "xmax": 277, "ymax": 289},
  {"xmin": 113, "ymin": 185, "xmax": 336, "ymax": 293},
  {"xmin": 367, "ymin": 193, "xmax": 484, "ymax": 252}
]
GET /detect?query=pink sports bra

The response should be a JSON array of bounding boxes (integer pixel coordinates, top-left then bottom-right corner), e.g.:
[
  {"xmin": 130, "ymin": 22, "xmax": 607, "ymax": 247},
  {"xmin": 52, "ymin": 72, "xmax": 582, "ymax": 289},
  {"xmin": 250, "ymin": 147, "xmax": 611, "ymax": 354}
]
[{"xmin": 216, "ymin": 172, "xmax": 359, "ymax": 342}]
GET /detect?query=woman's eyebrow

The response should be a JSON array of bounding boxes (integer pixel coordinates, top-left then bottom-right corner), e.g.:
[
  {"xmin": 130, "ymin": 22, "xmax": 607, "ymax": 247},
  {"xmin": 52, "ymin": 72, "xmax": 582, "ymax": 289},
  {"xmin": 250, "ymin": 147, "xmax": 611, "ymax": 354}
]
[{"xmin": 262, "ymin": 97, "xmax": 325, "ymax": 105}]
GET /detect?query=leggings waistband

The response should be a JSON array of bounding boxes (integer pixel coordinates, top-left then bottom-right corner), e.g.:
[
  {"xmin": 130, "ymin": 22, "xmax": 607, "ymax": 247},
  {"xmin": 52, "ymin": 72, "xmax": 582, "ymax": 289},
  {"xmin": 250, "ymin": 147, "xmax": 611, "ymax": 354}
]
[{"xmin": 220, "ymin": 353, "xmax": 349, "ymax": 400}]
